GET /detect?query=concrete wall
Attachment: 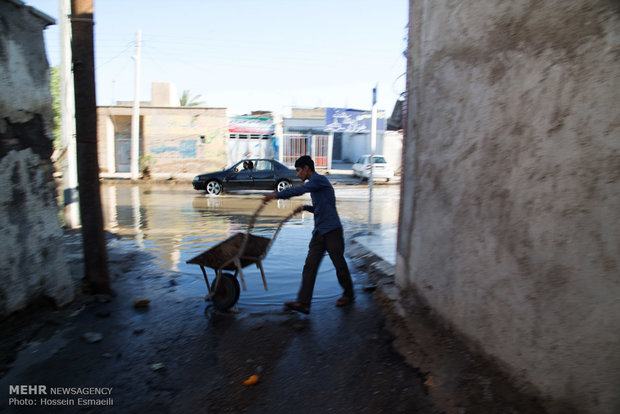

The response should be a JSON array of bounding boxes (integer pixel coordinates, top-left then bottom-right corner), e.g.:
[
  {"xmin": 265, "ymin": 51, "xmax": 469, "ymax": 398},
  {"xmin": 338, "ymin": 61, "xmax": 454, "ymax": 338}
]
[
  {"xmin": 0, "ymin": 0, "xmax": 73, "ymax": 316},
  {"xmin": 342, "ymin": 131, "xmax": 387, "ymax": 163},
  {"xmin": 151, "ymin": 82, "xmax": 179, "ymax": 107},
  {"xmin": 398, "ymin": 1, "xmax": 619, "ymax": 412},
  {"xmin": 97, "ymin": 106, "xmax": 228, "ymax": 178},
  {"xmin": 291, "ymin": 107, "xmax": 325, "ymax": 119},
  {"xmin": 283, "ymin": 117, "xmax": 325, "ymax": 133},
  {"xmin": 382, "ymin": 131, "xmax": 402, "ymax": 175}
]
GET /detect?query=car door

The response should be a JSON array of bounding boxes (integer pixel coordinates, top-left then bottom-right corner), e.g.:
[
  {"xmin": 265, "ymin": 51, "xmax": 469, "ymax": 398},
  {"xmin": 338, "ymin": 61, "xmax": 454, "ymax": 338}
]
[
  {"xmin": 225, "ymin": 161, "xmax": 254, "ymax": 190},
  {"xmin": 252, "ymin": 160, "xmax": 275, "ymax": 190}
]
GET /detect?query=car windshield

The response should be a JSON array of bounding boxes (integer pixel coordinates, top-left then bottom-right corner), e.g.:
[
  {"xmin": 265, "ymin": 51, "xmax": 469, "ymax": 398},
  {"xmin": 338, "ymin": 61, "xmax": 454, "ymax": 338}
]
[{"xmin": 371, "ymin": 156, "xmax": 387, "ymax": 164}]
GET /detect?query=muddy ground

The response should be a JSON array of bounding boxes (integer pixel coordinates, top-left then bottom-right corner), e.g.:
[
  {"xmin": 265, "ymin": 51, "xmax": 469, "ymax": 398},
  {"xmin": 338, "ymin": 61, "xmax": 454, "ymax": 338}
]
[{"xmin": 1, "ymin": 229, "xmax": 551, "ymax": 414}]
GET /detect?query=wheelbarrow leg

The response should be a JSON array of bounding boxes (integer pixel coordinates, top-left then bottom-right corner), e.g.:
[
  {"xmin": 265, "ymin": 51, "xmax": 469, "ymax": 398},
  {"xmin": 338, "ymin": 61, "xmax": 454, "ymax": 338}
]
[
  {"xmin": 256, "ymin": 260, "xmax": 268, "ymax": 291},
  {"xmin": 200, "ymin": 266, "xmax": 212, "ymax": 295},
  {"xmin": 232, "ymin": 267, "xmax": 245, "ymax": 291},
  {"xmin": 234, "ymin": 258, "xmax": 247, "ymax": 291},
  {"xmin": 212, "ymin": 268, "xmax": 223, "ymax": 296}
]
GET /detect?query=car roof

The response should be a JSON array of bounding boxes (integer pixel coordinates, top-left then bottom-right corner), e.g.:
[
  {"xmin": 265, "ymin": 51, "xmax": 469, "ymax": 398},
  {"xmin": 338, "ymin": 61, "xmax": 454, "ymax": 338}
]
[{"xmin": 230, "ymin": 158, "xmax": 290, "ymax": 168}]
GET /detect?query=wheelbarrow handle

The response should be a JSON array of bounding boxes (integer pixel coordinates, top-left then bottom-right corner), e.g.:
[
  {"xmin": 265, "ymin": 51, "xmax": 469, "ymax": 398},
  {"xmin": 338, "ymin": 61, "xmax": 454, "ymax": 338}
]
[
  {"xmin": 259, "ymin": 201, "xmax": 301, "ymax": 257},
  {"xmin": 246, "ymin": 200, "xmax": 267, "ymax": 234},
  {"xmin": 265, "ymin": 209, "xmax": 299, "ymax": 253},
  {"xmin": 232, "ymin": 201, "xmax": 268, "ymax": 268},
  {"xmin": 231, "ymin": 201, "xmax": 301, "ymax": 260}
]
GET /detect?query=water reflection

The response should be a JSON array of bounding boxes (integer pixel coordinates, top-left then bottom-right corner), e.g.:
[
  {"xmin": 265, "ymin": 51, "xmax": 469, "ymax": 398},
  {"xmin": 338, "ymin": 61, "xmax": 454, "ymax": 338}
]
[{"xmin": 100, "ymin": 183, "xmax": 400, "ymax": 306}]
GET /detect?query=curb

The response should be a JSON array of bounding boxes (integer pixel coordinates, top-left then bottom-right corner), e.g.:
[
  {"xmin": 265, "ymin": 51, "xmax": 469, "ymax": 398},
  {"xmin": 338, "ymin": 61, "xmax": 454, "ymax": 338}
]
[{"xmin": 347, "ymin": 237, "xmax": 395, "ymax": 286}]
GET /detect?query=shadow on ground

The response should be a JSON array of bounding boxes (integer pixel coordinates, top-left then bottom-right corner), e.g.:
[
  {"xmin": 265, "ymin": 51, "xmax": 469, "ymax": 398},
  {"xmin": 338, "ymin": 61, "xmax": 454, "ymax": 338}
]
[{"xmin": 1, "ymin": 231, "xmax": 435, "ymax": 414}]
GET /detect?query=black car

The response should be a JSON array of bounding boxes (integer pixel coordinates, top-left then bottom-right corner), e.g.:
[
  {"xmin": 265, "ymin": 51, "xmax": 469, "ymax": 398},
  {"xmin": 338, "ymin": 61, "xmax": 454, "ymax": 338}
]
[{"xmin": 192, "ymin": 159, "xmax": 303, "ymax": 195}]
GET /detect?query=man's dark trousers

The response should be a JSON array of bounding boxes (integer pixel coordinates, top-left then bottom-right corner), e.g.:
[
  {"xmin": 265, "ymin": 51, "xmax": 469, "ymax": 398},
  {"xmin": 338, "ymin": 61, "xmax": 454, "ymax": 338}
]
[{"xmin": 297, "ymin": 227, "xmax": 354, "ymax": 306}]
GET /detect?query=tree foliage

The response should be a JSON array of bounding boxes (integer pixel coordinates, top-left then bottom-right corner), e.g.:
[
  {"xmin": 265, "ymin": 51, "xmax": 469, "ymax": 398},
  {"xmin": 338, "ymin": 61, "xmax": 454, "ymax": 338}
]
[
  {"xmin": 179, "ymin": 89, "xmax": 204, "ymax": 107},
  {"xmin": 50, "ymin": 66, "xmax": 61, "ymax": 149}
]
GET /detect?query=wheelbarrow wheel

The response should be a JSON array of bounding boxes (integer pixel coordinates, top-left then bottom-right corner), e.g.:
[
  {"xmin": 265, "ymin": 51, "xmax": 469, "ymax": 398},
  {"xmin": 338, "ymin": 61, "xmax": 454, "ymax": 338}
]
[{"xmin": 210, "ymin": 273, "xmax": 240, "ymax": 311}]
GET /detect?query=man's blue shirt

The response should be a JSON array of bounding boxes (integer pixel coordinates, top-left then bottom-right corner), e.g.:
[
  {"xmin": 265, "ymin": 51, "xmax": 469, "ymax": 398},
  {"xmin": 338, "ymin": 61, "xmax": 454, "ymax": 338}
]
[{"xmin": 276, "ymin": 172, "xmax": 342, "ymax": 235}]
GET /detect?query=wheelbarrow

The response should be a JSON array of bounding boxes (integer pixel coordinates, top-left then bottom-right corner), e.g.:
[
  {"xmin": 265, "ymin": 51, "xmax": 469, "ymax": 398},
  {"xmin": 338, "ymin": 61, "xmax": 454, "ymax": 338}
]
[{"xmin": 186, "ymin": 201, "xmax": 298, "ymax": 310}]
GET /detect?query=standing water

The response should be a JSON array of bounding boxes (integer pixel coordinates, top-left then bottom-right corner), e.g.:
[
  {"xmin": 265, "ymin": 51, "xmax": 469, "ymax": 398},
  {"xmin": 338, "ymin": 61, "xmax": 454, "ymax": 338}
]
[{"xmin": 100, "ymin": 183, "xmax": 400, "ymax": 309}]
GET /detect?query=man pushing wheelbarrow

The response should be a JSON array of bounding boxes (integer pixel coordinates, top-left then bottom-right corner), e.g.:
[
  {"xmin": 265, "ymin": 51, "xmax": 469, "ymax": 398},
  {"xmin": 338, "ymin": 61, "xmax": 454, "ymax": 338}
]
[{"xmin": 263, "ymin": 155, "xmax": 355, "ymax": 315}]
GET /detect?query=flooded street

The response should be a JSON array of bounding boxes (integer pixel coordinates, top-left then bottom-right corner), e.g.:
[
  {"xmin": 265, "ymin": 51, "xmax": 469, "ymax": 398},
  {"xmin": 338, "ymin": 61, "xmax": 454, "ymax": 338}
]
[
  {"xmin": 2, "ymin": 181, "xmax": 541, "ymax": 414},
  {"xmin": 100, "ymin": 182, "xmax": 400, "ymax": 309},
  {"xmin": 3, "ymin": 180, "xmax": 442, "ymax": 414}
]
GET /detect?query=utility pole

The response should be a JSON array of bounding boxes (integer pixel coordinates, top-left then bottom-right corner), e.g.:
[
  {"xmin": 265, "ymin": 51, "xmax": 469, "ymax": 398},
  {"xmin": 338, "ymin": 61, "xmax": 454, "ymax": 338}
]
[
  {"xmin": 71, "ymin": 0, "xmax": 110, "ymax": 293},
  {"xmin": 59, "ymin": 0, "xmax": 79, "ymax": 228},
  {"xmin": 368, "ymin": 86, "xmax": 377, "ymax": 234},
  {"xmin": 130, "ymin": 29, "xmax": 141, "ymax": 180}
]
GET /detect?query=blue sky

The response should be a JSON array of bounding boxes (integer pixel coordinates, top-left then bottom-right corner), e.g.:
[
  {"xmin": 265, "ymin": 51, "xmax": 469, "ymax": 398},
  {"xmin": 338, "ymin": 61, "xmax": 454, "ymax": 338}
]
[{"xmin": 27, "ymin": 0, "xmax": 408, "ymax": 116}]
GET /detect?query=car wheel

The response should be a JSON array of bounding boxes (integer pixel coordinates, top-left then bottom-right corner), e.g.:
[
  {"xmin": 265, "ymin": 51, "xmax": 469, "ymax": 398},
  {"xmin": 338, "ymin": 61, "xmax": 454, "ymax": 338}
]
[
  {"xmin": 205, "ymin": 180, "xmax": 222, "ymax": 195},
  {"xmin": 276, "ymin": 180, "xmax": 291, "ymax": 192},
  {"xmin": 210, "ymin": 273, "xmax": 240, "ymax": 311}
]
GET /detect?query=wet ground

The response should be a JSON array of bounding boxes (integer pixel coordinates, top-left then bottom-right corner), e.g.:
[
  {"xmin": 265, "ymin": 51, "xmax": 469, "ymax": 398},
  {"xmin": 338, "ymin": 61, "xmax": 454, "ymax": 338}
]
[
  {"xmin": 1, "ymin": 245, "xmax": 435, "ymax": 413},
  {"xmin": 98, "ymin": 183, "xmax": 400, "ymax": 307},
  {"xmin": 3, "ymin": 182, "xmax": 438, "ymax": 413},
  {"xmin": 1, "ymin": 181, "xmax": 549, "ymax": 413}
]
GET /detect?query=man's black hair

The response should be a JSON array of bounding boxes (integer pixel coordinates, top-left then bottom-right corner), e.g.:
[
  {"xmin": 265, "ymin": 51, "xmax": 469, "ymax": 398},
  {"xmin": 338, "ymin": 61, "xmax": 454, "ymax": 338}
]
[{"xmin": 294, "ymin": 155, "xmax": 315, "ymax": 171}]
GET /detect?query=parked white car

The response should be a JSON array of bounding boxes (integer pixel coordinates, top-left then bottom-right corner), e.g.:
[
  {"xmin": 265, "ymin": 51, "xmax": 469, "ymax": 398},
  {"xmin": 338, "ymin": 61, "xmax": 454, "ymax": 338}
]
[{"xmin": 352, "ymin": 155, "xmax": 394, "ymax": 181}]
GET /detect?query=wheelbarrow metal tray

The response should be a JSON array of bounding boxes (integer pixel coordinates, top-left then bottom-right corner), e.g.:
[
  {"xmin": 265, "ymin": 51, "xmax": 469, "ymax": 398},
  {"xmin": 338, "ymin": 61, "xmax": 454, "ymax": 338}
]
[{"xmin": 187, "ymin": 233, "xmax": 271, "ymax": 270}]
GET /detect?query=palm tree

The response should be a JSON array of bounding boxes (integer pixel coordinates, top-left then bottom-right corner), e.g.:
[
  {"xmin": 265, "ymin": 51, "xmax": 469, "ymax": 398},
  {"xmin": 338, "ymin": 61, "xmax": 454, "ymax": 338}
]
[{"xmin": 179, "ymin": 90, "xmax": 204, "ymax": 106}]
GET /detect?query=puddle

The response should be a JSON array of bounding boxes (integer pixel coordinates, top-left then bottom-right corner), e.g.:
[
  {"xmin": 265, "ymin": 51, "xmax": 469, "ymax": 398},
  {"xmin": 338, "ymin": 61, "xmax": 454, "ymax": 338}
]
[{"xmin": 100, "ymin": 183, "xmax": 399, "ymax": 307}]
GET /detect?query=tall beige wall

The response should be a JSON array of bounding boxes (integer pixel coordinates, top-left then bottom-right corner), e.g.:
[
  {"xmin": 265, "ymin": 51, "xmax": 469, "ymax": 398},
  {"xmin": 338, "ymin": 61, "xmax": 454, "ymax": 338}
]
[
  {"xmin": 151, "ymin": 82, "xmax": 180, "ymax": 107},
  {"xmin": 398, "ymin": 1, "xmax": 619, "ymax": 412}
]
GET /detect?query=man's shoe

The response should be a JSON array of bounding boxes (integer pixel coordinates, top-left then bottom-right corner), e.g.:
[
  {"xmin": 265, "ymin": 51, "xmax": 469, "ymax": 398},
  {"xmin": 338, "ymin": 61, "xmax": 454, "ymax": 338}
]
[
  {"xmin": 335, "ymin": 296, "xmax": 354, "ymax": 307},
  {"xmin": 285, "ymin": 301, "xmax": 310, "ymax": 314}
]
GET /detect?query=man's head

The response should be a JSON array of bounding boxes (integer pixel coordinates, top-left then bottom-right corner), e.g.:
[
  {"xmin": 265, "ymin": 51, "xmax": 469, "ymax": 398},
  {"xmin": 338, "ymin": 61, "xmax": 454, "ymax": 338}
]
[{"xmin": 294, "ymin": 155, "xmax": 314, "ymax": 181}]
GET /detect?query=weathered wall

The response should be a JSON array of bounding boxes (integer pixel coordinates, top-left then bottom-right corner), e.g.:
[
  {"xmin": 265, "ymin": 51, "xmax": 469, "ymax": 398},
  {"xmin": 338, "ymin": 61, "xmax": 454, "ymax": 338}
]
[
  {"xmin": 144, "ymin": 107, "xmax": 228, "ymax": 174},
  {"xmin": 0, "ymin": 0, "xmax": 74, "ymax": 316},
  {"xmin": 97, "ymin": 106, "xmax": 228, "ymax": 177},
  {"xmin": 383, "ymin": 131, "xmax": 402, "ymax": 175},
  {"xmin": 398, "ymin": 1, "xmax": 619, "ymax": 412}
]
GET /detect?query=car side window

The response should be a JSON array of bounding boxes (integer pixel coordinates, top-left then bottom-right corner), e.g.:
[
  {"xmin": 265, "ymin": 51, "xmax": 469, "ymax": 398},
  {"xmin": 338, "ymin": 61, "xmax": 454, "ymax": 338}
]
[{"xmin": 254, "ymin": 161, "xmax": 271, "ymax": 171}]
